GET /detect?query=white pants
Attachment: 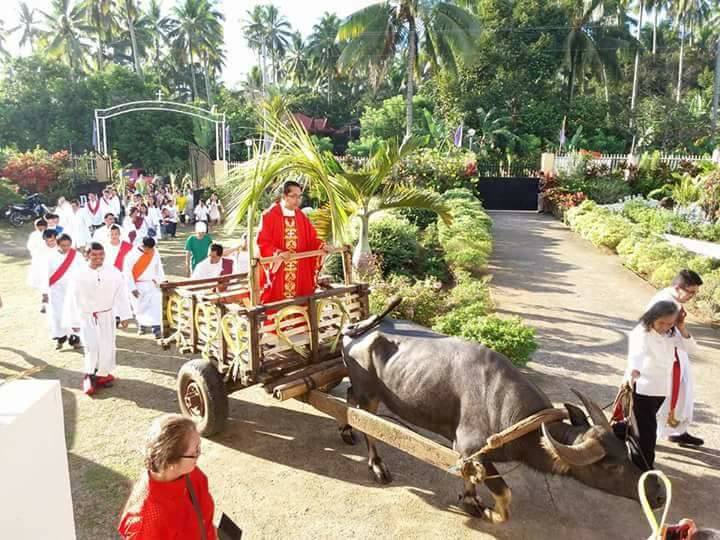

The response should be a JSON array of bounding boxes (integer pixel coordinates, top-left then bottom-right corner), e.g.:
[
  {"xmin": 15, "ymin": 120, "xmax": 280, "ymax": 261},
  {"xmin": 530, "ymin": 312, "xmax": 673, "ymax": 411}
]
[
  {"xmin": 131, "ymin": 281, "xmax": 162, "ymax": 327},
  {"xmin": 48, "ymin": 285, "xmax": 71, "ymax": 339},
  {"xmin": 79, "ymin": 310, "xmax": 117, "ymax": 376}
]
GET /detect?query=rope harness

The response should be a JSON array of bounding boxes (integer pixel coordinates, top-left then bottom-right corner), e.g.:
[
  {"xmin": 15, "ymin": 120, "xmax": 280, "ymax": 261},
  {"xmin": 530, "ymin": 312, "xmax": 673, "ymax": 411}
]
[{"xmin": 449, "ymin": 407, "xmax": 569, "ymax": 479}]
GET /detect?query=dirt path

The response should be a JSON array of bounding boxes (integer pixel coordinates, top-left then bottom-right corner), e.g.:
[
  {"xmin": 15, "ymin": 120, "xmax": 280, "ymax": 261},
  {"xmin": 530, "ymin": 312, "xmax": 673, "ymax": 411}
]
[
  {"xmin": 1, "ymin": 214, "xmax": 718, "ymax": 539},
  {"xmin": 487, "ymin": 211, "xmax": 720, "ymax": 537}
]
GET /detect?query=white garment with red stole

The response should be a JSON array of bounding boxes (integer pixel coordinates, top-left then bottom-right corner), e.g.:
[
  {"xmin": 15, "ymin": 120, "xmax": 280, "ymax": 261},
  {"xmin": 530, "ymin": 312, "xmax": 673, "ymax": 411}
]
[
  {"xmin": 646, "ymin": 288, "xmax": 698, "ymax": 437},
  {"xmin": 125, "ymin": 247, "xmax": 165, "ymax": 327},
  {"xmin": 62, "ymin": 263, "xmax": 132, "ymax": 376},
  {"xmin": 46, "ymin": 248, "xmax": 84, "ymax": 339}
]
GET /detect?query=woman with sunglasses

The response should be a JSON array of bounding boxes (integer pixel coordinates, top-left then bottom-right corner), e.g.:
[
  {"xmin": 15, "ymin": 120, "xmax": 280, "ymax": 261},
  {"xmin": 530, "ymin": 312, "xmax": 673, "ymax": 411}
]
[
  {"xmin": 626, "ymin": 300, "xmax": 697, "ymax": 469},
  {"xmin": 119, "ymin": 414, "xmax": 217, "ymax": 539}
]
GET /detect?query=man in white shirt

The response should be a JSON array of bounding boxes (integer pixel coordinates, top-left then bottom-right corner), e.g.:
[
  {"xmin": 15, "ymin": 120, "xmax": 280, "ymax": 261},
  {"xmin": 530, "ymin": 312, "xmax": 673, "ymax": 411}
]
[
  {"xmin": 100, "ymin": 188, "xmax": 121, "ymax": 218},
  {"xmin": 45, "ymin": 233, "xmax": 84, "ymax": 349},
  {"xmin": 191, "ymin": 243, "xmax": 235, "ymax": 279},
  {"xmin": 646, "ymin": 269, "xmax": 704, "ymax": 447},
  {"xmin": 122, "ymin": 206, "xmax": 149, "ymax": 245},
  {"xmin": 125, "ymin": 237, "xmax": 166, "ymax": 338},
  {"xmin": 92, "ymin": 213, "xmax": 119, "ymax": 244},
  {"xmin": 63, "ymin": 242, "xmax": 132, "ymax": 395},
  {"xmin": 67, "ymin": 199, "xmax": 92, "ymax": 249}
]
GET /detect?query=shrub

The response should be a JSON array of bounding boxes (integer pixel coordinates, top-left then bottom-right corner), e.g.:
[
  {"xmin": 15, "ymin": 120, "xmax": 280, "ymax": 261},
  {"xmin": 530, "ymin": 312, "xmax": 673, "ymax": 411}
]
[
  {"xmin": 368, "ymin": 215, "xmax": 421, "ymax": 278},
  {"xmin": 0, "ymin": 148, "xmax": 70, "ymax": 195},
  {"xmin": 394, "ymin": 148, "xmax": 478, "ymax": 193},
  {"xmin": 417, "ymin": 223, "xmax": 451, "ymax": 283},
  {"xmin": 440, "ymin": 315, "xmax": 537, "ymax": 367},
  {"xmin": 437, "ymin": 189, "xmax": 493, "ymax": 274},
  {"xmin": 568, "ymin": 205, "xmax": 633, "ymax": 250},
  {"xmin": 369, "ymin": 273, "xmax": 445, "ymax": 328},
  {"xmin": 0, "ymin": 179, "xmax": 22, "ymax": 208}
]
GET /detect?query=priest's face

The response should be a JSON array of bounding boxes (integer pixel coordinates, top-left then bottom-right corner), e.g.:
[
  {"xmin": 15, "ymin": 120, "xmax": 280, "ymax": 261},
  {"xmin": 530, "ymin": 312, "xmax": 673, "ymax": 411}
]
[
  {"xmin": 89, "ymin": 247, "xmax": 105, "ymax": 268},
  {"xmin": 283, "ymin": 186, "xmax": 302, "ymax": 210}
]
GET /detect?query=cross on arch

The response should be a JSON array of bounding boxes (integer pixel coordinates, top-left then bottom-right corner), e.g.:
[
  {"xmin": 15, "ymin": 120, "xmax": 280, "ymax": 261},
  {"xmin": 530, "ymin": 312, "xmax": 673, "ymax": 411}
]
[{"xmin": 155, "ymin": 89, "xmax": 162, "ymax": 101}]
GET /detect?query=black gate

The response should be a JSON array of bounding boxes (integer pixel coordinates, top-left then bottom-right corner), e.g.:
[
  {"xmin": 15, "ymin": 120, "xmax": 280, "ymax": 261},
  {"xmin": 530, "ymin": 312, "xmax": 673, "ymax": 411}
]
[{"xmin": 473, "ymin": 177, "xmax": 539, "ymax": 211}]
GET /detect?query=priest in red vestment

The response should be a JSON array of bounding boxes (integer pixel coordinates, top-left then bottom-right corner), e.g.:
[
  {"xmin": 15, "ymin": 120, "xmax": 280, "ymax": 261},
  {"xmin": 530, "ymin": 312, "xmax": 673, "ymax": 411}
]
[{"xmin": 256, "ymin": 181, "xmax": 325, "ymax": 304}]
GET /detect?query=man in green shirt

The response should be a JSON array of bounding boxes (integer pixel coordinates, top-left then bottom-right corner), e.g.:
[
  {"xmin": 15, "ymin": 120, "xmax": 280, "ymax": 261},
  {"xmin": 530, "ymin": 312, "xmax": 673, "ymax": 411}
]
[{"xmin": 184, "ymin": 221, "xmax": 213, "ymax": 277}]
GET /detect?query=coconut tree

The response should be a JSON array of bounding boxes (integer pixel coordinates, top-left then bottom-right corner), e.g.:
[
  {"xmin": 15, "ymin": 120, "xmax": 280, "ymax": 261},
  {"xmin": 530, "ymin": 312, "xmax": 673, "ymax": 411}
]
[
  {"xmin": 284, "ymin": 31, "xmax": 309, "ymax": 86},
  {"xmin": 671, "ymin": 0, "xmax": 710, "ymax": 103},
  {"xmin": 168, "ymin": 0, "xmax": 223, "ymax": 100},
  {"xmin": 81, "ymin": 0, "xmax": 115, "ymax": 71},
  {"xmin": 262, "ymin": 4, "xmax": 292, "ymax": 84},
  {"xmin": 146, "ymin": 0, "xmax": 171, "ymax": 66},
  {"xmin": 308, "ymin": 12, "xmax": 342, "ymax": 104},
  {"xmin": 243, "ymin": 5, "xmax": 269, "ymax": 92},
  {"xmin": 16, "ymin": 2, "xmax": 40, "ymax": 53},
  {"xmin": 122, "ymin": 0, "xmax": 143, "ymax": 78},
  {"xmin": 40, "ymin": 0, "xmax": 92, "ymax": 74},
  {"xmin": 0, "ymin": 19, "xmax": 13, "ymax": 58},
  {"xmin": 473, "ymin": 107, "xmax": 517, "ymax": 154},
  {"xmin": 337, "ymin": 1, "xmax": 479, "ymax": 140},
  {"xmin": 562, "ymin": 0, "xmax": 637, "ymax": 103}
]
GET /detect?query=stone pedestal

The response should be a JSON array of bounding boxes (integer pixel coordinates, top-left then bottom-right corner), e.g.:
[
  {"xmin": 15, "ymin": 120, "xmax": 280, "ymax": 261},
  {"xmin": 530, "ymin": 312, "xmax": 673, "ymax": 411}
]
[{"xmin": 0, "ymin": 380, "xmax": 76, "ymax": 539}]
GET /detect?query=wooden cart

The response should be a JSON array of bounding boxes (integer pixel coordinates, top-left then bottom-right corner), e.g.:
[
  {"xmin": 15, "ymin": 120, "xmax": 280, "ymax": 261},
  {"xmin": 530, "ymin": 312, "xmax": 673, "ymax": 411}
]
[{"xmin": 161, "ymin": 245, "xmax": 465, "ymax": 478}]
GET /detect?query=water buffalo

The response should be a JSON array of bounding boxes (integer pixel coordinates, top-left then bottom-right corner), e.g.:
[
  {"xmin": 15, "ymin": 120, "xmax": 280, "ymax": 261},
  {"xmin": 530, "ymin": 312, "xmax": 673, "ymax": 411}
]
[{"xmin": 340, "ymin": 316, "xmax": 664, "ymax": 523}]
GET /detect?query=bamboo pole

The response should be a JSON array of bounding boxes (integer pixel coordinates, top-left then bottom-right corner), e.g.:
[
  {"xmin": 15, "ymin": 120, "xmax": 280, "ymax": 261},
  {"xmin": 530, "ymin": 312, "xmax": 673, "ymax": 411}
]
[
  {"xmin": 263, "ymin": 358, "xmax": 344, "ymax": 393},
  {"xmin": 272, "ymin": 365, "xmax": 348, "ymax": 401},
  {"xmin": 304, "ymin": 390, "xmax": 461, "ymax": 476}
]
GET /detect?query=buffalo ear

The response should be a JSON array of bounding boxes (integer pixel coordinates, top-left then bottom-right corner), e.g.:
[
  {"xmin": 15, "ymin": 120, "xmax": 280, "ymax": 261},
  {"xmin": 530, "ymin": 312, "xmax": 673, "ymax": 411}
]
[{"xmin": 564, "ymin": 403, "xmax": 590, "ymax": 428}]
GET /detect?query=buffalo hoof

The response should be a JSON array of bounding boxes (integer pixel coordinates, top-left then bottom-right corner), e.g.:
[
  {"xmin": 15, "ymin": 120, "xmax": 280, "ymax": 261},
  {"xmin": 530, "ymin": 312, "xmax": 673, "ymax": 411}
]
[
  {"xmin": 339, "ymin": 425, "xmax": 357, "ymax": 445},
  {"xmin": 460, "ymin": 495, "xmax": 486, "ymax": 518},
  {"xmin": 369, "ymin": 457, "xmax": 392, "ymax": 484}
]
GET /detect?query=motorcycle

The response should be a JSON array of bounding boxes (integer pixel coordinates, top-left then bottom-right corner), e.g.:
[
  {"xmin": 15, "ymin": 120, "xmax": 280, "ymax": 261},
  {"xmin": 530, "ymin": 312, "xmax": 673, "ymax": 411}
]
[{"xmin": 4, "ymin": 193, "xmax": 49, "ymax": 227}]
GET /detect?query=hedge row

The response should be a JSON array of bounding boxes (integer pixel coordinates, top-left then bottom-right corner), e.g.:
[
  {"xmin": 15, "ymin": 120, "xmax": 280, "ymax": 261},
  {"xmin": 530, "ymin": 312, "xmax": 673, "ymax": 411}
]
[
  {"xmin": 566, "ymin": 200, "xmax": 720, "ymax": 319},
  {"xmin": 369, "ymin": 188, "xmax": 537, "ymax": 366}
]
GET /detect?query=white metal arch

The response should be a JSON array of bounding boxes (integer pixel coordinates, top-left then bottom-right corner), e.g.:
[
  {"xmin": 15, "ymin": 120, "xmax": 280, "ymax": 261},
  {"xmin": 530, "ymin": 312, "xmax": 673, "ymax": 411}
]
[{"xmin": 94, "ymin": 99, "xmax": 227, "ymax": 161}]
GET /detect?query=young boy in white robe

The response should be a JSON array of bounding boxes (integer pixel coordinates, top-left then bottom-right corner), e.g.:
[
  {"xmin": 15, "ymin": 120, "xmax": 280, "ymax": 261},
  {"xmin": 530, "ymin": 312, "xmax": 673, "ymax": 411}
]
[
  {"xmin": 126, "ymin": 237, "xmax": 166, "ymax": 338},
  {"xmin": 62, "ymin": 242, "xmax": 132, "ymax": 396},
  {"xmin": 45, "ymin": 234, "xmax": 84, "ymax": 349},
  {"xmin": 67, "ymin": 199, "xmax": 92, "ymax": 249},
  {"xmin": 26, "ymin": 218, "xmax": 48, "ymax": 312},
  {"xmin": 33, "ymin": 229, "xmax": 61, "ymax": 314}
]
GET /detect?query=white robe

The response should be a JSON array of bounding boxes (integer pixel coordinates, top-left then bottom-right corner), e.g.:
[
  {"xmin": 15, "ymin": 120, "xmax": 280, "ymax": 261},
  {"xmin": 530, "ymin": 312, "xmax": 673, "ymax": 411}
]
[
  {"xmin": 126, "ymin": 247, "xmax": 165, "ymax": 327},
  {"xmin": 100, "ymin": 196, "xmax": 121, "ymax": 218},
  {"xmin": 67, "ymin": 210, "xmax": 92, "ymax": 248},
  {"xmin": 646, "ymin": 288, "xmax": 697, "ymax": 437},
  {"xmin": 26, "ymin": 230, "xmax": 46, "ymax": 288},
  {"xmin": 85, "ymin": 200, "xmax": 104, "ymax": 227},
  {"xmin": 191, "ymin": 258, "xmax": 227, "ymax": 280},
  {"xmin": 147, "ymin": 207, "xmax": 163, "ymax": 240},
  {"xmin": 122, "ymin": 217, "xmax": 149, "ymax": 246},
  {"xmin": 28, "ymin": 244, "xmax": 56, "ymax": 292},
  {"xmin": 45, "ymin": 249, "xmax": 84, "ymax": 339},
  {"xmin": 62, "ymin": 264, "xmax": 132, "ymax": 376},
  {"xmin": 92, "ymin": 224, "xmax": 115, "ymax": 245}
]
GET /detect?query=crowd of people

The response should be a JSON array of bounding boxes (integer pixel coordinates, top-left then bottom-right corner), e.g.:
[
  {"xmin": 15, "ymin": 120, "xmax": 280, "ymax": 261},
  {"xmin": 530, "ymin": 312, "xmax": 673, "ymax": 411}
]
[{"xmin": 24, "ymin": 181, "xmax": 246, "ymax": 398}]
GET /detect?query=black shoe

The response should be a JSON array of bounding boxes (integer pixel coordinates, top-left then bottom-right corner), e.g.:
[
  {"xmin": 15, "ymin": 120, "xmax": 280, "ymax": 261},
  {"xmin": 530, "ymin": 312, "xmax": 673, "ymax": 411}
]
[
  {"xmin": 68, "ymin": 334, "xmax": 81, "ymax": 348},
  {"xmin": 669, "ymin": 432, "xmax": 704, "ymax": 446},
  {"xmin": 54, "ymin": 336, "xmax": 68, "ymax": 350}
]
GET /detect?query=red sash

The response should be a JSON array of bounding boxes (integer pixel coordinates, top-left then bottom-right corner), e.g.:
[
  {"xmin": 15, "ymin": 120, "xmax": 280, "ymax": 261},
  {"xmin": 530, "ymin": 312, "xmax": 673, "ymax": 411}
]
[
  {"xmin": 114, "ymin": 241, "xmax": 133, "ymax": 271},
  {"xmin": 670, "ymin": 347, "xmax": 682, "ymax": 411},
  {"xmin": 128, "ymin": 217, "xmax": 144, "ymax": 243},
  {"xmin": 87, "ymin": 199, "xmax": 100, "ymax": 215},
  {"xmin": 49, "ymin": 249, "xmax": 77, "ymax": 287},
  {"xmin": 221, "ymin": 258, "xmax": 233, "ymax": 275}
]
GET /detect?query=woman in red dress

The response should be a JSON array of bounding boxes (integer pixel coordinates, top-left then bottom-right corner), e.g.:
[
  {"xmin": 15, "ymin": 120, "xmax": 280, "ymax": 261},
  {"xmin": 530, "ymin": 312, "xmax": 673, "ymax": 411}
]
[{"xmin": 119, "ymin": 415, "xmax": 217, "ymax": 540}]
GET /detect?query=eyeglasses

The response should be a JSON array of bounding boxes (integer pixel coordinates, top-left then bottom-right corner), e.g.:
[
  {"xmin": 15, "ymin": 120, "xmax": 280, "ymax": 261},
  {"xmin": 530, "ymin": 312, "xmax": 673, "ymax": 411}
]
[{"xmin": 181, "ymin": 447, "xmax": 202, "ymax": 460}]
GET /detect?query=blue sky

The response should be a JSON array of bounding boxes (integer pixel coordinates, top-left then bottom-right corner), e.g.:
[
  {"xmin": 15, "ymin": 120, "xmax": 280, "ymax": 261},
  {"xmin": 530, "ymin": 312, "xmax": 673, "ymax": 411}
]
[{"xmin": 5, "ymin": 0, "xmax": 378, "ymax": 88}]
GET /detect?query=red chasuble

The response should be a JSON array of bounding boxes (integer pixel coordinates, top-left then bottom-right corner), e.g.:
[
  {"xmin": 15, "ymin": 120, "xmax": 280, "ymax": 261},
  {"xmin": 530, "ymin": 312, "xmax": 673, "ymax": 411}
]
[{"xmin": 256, "ymin": 203, "xmax": 323, "ymax": 304}]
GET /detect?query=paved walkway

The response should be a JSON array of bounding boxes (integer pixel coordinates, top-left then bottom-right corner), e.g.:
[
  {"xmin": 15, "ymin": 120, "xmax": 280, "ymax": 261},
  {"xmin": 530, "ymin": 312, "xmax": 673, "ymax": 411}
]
[{"xmin": 487, "ymin": 211, "xmax": 720, "ymax": 538}]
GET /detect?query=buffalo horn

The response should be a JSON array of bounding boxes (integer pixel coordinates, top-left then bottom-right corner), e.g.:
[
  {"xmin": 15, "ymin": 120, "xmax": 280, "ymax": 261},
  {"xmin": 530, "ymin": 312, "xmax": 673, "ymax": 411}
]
[
  {"xmin": 571, "ymin": 388, "xmax": 612, "ymax": 431},
  {"xmin": 541, "ymin": 423, "xmax": 607, "ymax": 467}
]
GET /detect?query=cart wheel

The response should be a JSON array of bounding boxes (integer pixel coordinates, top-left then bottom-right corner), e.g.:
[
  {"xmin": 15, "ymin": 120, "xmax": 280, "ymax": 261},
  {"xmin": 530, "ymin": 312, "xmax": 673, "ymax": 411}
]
[{"xmin": 177, "ymin": 359, "xmax": 228, "ymax": 436}]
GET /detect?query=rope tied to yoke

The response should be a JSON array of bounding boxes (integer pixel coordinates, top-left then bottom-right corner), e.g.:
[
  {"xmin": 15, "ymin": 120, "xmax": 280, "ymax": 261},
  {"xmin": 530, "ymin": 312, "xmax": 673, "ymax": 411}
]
[{"xmin": 449, "ymin": 407, "xmax": 569, "ymax": 476}]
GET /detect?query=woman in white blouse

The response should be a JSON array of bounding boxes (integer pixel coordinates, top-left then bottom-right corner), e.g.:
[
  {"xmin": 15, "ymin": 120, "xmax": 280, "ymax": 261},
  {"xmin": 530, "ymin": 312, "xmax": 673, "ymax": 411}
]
[{"xmin": 626, "ymin": 300, "xmax": 697, "ymax": 467}]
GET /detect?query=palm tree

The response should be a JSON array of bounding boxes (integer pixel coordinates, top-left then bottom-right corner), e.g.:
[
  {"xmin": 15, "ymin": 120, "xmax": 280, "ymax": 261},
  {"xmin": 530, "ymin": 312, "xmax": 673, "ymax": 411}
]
[
  {"xmin": 562, "ymin": 0, "xmax": 637, "ymax": 103},
  {"xmin": 308, "ymin": 12, "xmax": 342, "ymax": 104},
  {"xmin": 243, "ymin": 5, "xmax": 269, "ymax": 92},
  {"xmin": 708, "ymin": 8, "xmax": 720, "ymax": 130},
  {"xmin": 40, "ymin": 0, "xmax": 92, "ymax": 74},
  {"xmin": 631, "ymin": 0, "xmax": 645, "ymax": 116},
  {"xmin": 262, "ymin": 4, "xmax": 293, "ymax": 84},
  {"xmin": 672, "ymin": 0, "xmax": 710, "ymax": 103},
  {"xmin": 146, "ymin": 0, "xmax": 170, "ymax": 66},
  {"xmin": 168, "ymin": 0, "xmax": 223, "ymax": 101},
  {"xmin": 646, "ymin": 0, "xmax": 666, "ymax": 54},
  {"xmin": 338, "ymin": 1, "xmax": 479, "ymax": 140},
  {"xmin": 284, "ymin": 31, "xmax": 309, "ymax": 86},
  {"xmin": 473, "ymin": 107, "xmax": 517, "ymax": 154},
  {"xmin": 0, "ymin": 19, "xmax": 13, "ymax": 58},
  {"xmin": 82, "ymin": 0, "xmax": 115, "ymax": 71},
  {"xmin": 122, "ymin": 0, "xmax": 143, "ymax": 78},
  {"xmin": 16, "ymin": 2, "xmax": 40, "ymax": 53}
]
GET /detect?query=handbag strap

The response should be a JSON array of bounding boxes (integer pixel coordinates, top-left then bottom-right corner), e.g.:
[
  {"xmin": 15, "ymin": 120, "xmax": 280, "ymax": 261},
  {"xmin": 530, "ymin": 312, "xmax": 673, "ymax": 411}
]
[{"xmin": 185, "ymin": 474, "xmax": 209, "ymax": 540}]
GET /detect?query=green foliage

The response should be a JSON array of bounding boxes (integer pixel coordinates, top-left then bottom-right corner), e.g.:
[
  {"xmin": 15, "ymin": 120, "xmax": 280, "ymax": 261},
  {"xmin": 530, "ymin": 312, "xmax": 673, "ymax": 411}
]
[
  {"xmin": 557, "ymin": 161, "xmax": 632, "ymax": 204},
  {"xmin": 368, "ymin": 215, "xmax": 421, "ymax": 278},
  {"xmin": 567, "ymin": 202, "xmax": 633, "ymax": 249},
  {"xmin": 437, "ymin": 189, "xmax": 493, "ymax": 274},
  {"xmin": 394, "ymin": 148, "xmax": 478, "ymax": 192},
  {"xmin": 310, "ymin": 135, "xmax": 334, "ymax": 153},
  {"xmin": 358, "ymin": 95, "xmax": 433, "ymax": 141},
  {"xmin": 369, "ymin": 273, "xmax": 446, "ymax": 328},
  {"xmin": 0, "ymin": 179, "xmax": 22, "ymax": 208},
  {"xmin": 438, "ymin": 315, "xmax": 537, "ymax": 368}
]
